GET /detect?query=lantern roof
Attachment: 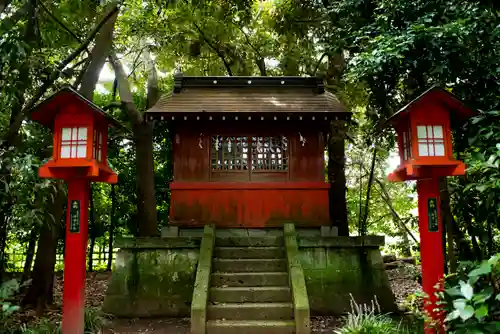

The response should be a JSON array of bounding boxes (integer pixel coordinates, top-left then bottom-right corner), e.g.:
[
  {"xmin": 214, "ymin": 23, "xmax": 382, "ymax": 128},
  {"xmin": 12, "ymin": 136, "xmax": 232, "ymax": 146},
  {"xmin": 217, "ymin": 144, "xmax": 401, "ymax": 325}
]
[
  {"xmin": 31, "ymin": 86, "xmax": 120, "ymax": 129},
  {"xmin": 146, "ymin": 73, "xmax": 350, "ymax": 118},
  {"xmin": 384, "ymin": 86, "xmax": 476, "ymax": 127}
]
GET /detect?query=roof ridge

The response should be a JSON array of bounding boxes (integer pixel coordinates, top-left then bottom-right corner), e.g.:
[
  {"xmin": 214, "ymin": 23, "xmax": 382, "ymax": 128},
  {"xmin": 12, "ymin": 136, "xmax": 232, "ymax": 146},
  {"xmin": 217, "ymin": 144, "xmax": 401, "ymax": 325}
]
[{"xmin": 173, "ymin": 74, "xmax": 325, "ymax": 93}]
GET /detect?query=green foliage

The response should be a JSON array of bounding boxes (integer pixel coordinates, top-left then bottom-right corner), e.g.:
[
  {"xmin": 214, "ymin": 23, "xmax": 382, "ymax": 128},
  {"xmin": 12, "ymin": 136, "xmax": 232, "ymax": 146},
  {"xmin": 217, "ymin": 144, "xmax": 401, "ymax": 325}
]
[
  {"xmin": 2, "ymin": 307, "xmax": 107, "ymax": 334},
  {"xmin": 0, "ymin": 279, "xmax": 21, "ymax": 323},
  {"xmin": 336, "ymin": 295, "xmax": 418, "ymax": 334},
  {"xmin": 440, "ymin": 254, "xmax": 500, "ymax": 333}
]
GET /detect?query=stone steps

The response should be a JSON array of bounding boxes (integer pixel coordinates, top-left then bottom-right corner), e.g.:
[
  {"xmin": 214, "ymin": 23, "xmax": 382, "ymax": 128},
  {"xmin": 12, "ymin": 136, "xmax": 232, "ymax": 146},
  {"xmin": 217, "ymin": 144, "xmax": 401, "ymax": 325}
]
[
  {"xmin": 206, "ymin": 320, "xmax": 295, "ymax": 334},
  {"xmin": 208, "ymin": 302, "xmax": 294, "ymax": 320},
  {"xmin": 215, "ymin": 236, "xmax": 284, "ymax": 247},
  {"xmin": 208, "ymin": 234, "xmax": 296, "ymax": 333},
  {"xmin": 213, "ymin": 258, "xmax": 287, "ymax": 272},
  {"xmin": 211, "ymin": 272, "xmax": 289, "ymax": 287},
  {"xmin": 210, "ymin": 286, "xmax": 291, "ymax": 303},
  {"xmin": 214, "ymin": 246, "xmax": 285, "ymax": 259}
]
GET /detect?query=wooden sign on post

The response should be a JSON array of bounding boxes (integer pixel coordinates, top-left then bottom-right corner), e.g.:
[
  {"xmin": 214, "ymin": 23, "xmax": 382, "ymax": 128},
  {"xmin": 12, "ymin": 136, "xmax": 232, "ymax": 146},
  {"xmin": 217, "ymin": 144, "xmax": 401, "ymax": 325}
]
[{"xmin": 70, "ymin": 200, "xmax": 81, "ymax": 233}]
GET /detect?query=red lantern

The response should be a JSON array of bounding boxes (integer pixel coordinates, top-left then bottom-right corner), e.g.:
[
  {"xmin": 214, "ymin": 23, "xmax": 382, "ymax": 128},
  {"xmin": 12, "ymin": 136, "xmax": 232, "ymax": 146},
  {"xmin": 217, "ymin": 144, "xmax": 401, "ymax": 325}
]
[
  {"xmin": 31, "ymin": 87, "xmax": 118, "ymax": 334},
  {"xmin": 387, "ymin": 87, "xmax": 474, "ymax": 182},
  {"xmin": 32, "ymin": 87, "xmax": 117, "ymax": 183},
  {"xmin": 384, "ymin": 87, "xmax": 475, "ymax": 334}
]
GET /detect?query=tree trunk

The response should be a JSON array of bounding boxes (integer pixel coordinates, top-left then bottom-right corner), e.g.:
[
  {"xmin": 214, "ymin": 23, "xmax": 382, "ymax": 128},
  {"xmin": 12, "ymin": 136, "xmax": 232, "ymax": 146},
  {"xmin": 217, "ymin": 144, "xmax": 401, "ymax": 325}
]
[
  {"xmin": 0, "ymin": 0, "xmax": 12, "ymax": 14},
  {"xmin": 21, "ymin": 227, "xmax": 39, "ymax": 284},
  {"xmin": 360, "ymin": 145, "xmax": 377, "ymax": 235},
  {"xmin": 135, "ymin": 121, "xmax": 158, "ymax": 236},
  {"xmin": 78, "ymin": 6, "xmax": 118, "ymax": 98},
  {"xmin": 400, "ymin": 230, "xmax": 412, "ymax": 257},
  {"xmin": 88, "ymin": 185, "xmax": 96, "ymax": 272},
  {"xmin": 22, "ymin": 182, "xmax": 65, "ymax": 313},
  {"xmin": 107, "ymin": 184, "xmax": 116, "ymax": 271},
  {"xmin": 439, "ymin": 177, "xmax": 457, "ymax": 272},
  {"xmin": 328, "ymin": 119, "xmax": 349, "ymax": 235},
  {"xmin": 110, "ymin": 48, "xmax": 159, "ymax": 237},
  {"xmin": 0, "ymin": 201, "xmax": 9, "ymax": 280}
]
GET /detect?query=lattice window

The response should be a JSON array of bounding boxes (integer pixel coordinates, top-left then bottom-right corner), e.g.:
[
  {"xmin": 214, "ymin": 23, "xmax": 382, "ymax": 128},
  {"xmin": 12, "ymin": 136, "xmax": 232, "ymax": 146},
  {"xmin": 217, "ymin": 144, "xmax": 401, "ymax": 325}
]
[
  {"xmin": 93, "ymin": 130, "xmax": 103, "ymax": 161},
  {"xmin": 211, "ymin": 136, "xmax": 249, "ymax": 171},
  {"xmin": 251, "ymin": 136, "xmax": 288, "ymax": 171},
  {"xmin": 60, "ymin": 127, "xmax": 87, "ymax": 159},
  {"xmin": 402, "ymin": 131, "xmax": 412, "ymax": 161},
  {"xmin": 417, "ymin": 125, "xmax": 445, "ymax": 156}
]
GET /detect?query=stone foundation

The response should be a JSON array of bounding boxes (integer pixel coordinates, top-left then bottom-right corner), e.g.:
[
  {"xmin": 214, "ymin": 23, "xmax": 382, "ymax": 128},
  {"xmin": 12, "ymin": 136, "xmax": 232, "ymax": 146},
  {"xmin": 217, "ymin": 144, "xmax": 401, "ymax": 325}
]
[
  {"xmin": 102, "ymin": 237, "xmax": 201, "ymax": 317},
  {"xmin": 102, "ymin": 230, "xmax": 396, "ymax": 317},
  {"xmin": 297, "ymin": 236, "xmax": 397, "ymax": 315}
]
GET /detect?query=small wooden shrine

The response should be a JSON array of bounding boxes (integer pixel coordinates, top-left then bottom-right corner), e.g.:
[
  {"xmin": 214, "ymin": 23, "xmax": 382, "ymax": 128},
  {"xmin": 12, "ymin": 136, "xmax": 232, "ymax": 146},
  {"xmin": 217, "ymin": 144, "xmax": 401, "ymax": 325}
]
[{"xmin": 146, "ymin": 74, "xmax": 350, "ymax": 227}]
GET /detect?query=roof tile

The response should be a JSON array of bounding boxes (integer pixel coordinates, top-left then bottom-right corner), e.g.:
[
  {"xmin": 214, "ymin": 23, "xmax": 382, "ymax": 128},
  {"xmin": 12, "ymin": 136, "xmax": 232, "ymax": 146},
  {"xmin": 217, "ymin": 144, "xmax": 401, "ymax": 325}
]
[{"xmin": 147, "ymin": 87, "xmax": 348, "ymax": 115}]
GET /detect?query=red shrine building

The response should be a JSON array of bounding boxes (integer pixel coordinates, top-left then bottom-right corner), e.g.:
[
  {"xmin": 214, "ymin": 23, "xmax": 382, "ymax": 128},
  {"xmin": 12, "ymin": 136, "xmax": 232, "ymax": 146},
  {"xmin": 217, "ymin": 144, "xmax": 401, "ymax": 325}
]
[{"xmin": 147, "ymin": 75, "xmax": 350, "ymax": 228}]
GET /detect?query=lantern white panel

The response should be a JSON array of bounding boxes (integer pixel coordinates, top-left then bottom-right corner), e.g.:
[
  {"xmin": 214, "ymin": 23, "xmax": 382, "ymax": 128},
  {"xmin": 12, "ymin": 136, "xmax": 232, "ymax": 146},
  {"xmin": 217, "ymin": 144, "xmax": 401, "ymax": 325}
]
[
  {"xmin": 427, "ymin": 126, "xmax": 433, "ymax": 137},
  {"xmin": 71, "ymin": 127, "xmax": 78, "ymax": 140},
  {"xmin": 433, "ymin": 125, "xmax": 443, "ymax": 139},
  {"xmin": 62, "ymin": 128, "xmax": 71, "ymax": 141},
  {"xmin": 418, "ymin": 143, "xmax": 429, "ymax": 156},
  {"xmin": 61, "ymin": 145, "xmax": 71, "ymax": 158},
  {"xmin": 417, "ymin": 126, "xmax": 427, "ymax": 139},
  {"xmin": 76, "ymin": 145, "xmax": 86, "ymax": 158},
  {"xmin": 77, "ymin": 127, "xmax": 87, "ymax": 140},
  {"xmin": 428, "ymin": 144, "xmax": 435, "ymax": 156},
  {"xmin": 434, "ymin": 143, "xmax": 445, "ymax": 156}
]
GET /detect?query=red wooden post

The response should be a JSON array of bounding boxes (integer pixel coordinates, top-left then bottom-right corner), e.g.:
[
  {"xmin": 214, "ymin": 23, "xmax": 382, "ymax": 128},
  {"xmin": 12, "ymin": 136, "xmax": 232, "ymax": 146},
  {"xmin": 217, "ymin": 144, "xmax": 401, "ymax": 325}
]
[
  {"xmin": 62, "ymin": 179, "xmax": 90, "ymax": 334},
  {"xmin": 383, "ymin": 87, "xmax": 476, "ymax": 333},
  {"xmin": 31, "ymin": 87, "xmax": 119, "ymax": 334},
  {"xmin": 417, "ymin": 178, "xmax": 445, "ymax": 334}
]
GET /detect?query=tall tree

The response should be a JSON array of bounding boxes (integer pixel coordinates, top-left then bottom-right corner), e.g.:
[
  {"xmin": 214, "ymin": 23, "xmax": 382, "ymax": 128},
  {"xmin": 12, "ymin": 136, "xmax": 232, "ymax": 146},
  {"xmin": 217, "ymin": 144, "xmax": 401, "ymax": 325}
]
[
  {"xmin": 22, "ymin": 1, "xmax": 119, "ymax": 309},
  {"xmin": 109, "ymin": 50, "xmax": 159, "ymax": 236}
]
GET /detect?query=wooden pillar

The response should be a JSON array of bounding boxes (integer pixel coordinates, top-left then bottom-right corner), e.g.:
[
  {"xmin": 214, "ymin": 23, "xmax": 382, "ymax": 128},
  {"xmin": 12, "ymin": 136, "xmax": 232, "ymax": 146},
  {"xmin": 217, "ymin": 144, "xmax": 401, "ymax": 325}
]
[
  {"xmin": 62, "ymin": 179, "xmax": 90, "ymax": 334},
  {"xmin": 417, "ymin": 178, "xmax": 445, "ymax": 334},
  {"xmin": 328, "ymin": 118, "xmax": 349, "ymax": 235}
]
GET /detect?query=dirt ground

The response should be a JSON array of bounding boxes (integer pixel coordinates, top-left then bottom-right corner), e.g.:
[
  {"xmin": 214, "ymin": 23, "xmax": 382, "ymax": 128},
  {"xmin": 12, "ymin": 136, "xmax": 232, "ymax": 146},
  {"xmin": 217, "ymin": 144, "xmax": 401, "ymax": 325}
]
[{"xmin": 13, "ymin": 265, "xmax": 420, "ymax": 333}]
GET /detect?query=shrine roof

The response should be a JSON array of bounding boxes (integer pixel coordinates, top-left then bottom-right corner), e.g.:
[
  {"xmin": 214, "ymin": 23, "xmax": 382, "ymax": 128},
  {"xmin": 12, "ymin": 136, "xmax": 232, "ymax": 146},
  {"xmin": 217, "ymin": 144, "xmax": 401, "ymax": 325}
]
[
  {"xmin": 147, "ymin": 74, "xmax": 349, "ymax": 116},
  {"xmin": 385, "ymin": 86, "xmax": 476, "ymax": 126},
  {"xmin": 30, "ymin": 86, "xmax": 120, "ymax": 129}
]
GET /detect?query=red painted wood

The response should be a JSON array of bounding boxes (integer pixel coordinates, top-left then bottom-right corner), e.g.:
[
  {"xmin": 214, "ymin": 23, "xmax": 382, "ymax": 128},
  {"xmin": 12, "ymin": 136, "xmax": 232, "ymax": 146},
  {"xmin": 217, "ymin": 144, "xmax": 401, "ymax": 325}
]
[
  {"xmin": 386, "ymin": 89, "xmax": 477, "ymax": 334},
  {"xmin": 417, "ymin": 179, "xmax": 445, "ymax": 334},
  {"xmin": 33, "ymin": 89, "xmax": 118, "ymax": 334},
  {"xmin": 170, "ymin": 181, "xmax": 328, "ymax": 190},
  {"xmin": 170, "ymin": 121, "xmax": 328, "ymax": 227},
  {"xmin": 62, "ymin": 179, "xmax": 90, "ymax": 334},
  {"xmin": 172, "ymin": 122, "xmax": 325, "ymax": 182},
  {"xmin": 169, "ymin": 182, "xmax": 329, "ymax": 227}
]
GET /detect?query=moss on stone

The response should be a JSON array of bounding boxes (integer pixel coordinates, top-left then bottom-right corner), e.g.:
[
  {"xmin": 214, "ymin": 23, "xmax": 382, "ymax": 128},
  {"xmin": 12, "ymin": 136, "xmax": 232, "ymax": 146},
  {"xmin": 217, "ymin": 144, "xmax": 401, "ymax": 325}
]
[
  {"xmin": 299, "ymin": 243, "xmax": 397, "ymax": 316},
  {"xmin": 103, "ymin": 247, "xmax": 199, "ymax": 317}
]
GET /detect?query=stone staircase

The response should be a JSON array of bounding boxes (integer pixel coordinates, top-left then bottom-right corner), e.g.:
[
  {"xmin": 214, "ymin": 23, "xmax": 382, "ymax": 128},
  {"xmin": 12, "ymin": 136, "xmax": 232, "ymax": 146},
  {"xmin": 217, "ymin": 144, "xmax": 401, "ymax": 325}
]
[{"xmin": 206, "ymin": 234, "xmax": 295, "ymax": 334}]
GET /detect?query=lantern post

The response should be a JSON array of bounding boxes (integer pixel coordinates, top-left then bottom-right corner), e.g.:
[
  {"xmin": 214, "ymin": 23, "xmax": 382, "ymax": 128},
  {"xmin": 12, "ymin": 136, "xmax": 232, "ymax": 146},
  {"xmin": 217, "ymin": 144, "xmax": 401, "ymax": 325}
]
[
  {"xmin": 31, "ymin": 87, "xmax": 118, "ymax": 334},
  {"xmin": 384, "ymin": 87, "xmax": 475, "ymax": 333}
]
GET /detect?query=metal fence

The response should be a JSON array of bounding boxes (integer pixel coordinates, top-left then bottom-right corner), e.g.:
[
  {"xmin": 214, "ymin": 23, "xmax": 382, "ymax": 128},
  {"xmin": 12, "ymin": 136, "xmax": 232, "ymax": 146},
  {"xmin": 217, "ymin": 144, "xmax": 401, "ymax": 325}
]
[{"xmin": 7, "ymin": 247, "xmax": 116, "ymax": 272}]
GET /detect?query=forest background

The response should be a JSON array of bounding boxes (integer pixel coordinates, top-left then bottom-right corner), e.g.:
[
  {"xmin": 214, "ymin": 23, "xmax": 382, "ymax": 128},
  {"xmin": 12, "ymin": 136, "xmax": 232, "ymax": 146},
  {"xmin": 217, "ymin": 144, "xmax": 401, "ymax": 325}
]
[{"xmin": 1, "ymin": 0, "xmax": 499, "ymax": 312}]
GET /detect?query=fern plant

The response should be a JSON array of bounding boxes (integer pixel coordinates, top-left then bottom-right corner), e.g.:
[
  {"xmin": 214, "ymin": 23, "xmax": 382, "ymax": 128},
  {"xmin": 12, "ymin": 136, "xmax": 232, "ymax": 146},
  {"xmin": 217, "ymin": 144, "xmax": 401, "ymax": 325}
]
[{"xmin": 336, "ymin": 294, "xmax": 416, "ymax": 334}]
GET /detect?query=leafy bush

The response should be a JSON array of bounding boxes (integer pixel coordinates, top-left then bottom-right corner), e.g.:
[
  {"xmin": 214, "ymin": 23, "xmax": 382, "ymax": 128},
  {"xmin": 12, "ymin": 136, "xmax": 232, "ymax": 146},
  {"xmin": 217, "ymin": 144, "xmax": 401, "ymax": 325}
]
[
  {"xmin": 2, "ymin": 306, "xmax": 107, "ymax": 334},
  {"xmin": 335, "ymin": 294, "xmax": 416, "ymax": 334},
  {"xmin": 440, "ymin": 254, "xmax": 500, "ymax": 333},
  {"xmin": 1, "ymin": 279, "xmax": 21, "ymax": 326}
]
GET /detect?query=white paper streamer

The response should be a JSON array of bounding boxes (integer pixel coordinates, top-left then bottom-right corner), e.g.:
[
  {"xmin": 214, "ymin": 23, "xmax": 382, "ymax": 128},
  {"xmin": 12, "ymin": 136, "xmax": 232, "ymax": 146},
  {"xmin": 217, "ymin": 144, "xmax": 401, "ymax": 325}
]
[
  {"xmin": 299, "ymin": 132, "xmax": 306, "ymax": 146},
  {"xmin": 198, "ymin": 133, "xmax": 203, "ymax": 149}
]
